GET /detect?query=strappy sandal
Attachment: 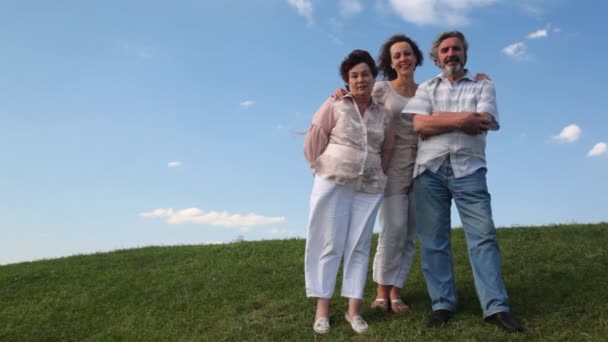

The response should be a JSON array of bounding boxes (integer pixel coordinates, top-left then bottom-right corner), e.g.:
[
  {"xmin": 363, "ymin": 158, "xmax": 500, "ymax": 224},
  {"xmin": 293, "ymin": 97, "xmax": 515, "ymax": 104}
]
[
  {"xmin": 371, "ymin": 298, "xmax": 389, "ymax": 311},
  {"xmin": 390, "ymin": 298, "xmax": 410, "ymax": 313}
]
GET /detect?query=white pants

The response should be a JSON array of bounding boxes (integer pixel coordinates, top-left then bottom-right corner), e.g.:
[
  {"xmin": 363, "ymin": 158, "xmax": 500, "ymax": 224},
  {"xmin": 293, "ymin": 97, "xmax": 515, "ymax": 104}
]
[
  {"xmin": 305, "ymin": 176, "xmax": 383, "ymax": 299},
  {"xmin": 372, "ymin": 191, "xmax": 416, "ymax": 288}
]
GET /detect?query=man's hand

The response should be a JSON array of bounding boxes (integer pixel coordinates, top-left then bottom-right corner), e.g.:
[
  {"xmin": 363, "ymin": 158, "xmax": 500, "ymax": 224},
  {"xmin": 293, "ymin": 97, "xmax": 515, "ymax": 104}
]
[
  {"xmin": 415, "ymin": 111, "xmax": 493, "ymax": 137},
  {"xmin": 460, "ymin": 112, "xmax": 490, "ymax": 135}
]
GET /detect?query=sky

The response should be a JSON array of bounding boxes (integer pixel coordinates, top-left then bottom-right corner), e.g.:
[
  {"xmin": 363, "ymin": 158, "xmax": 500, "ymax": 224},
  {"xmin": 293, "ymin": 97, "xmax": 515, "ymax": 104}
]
[{"xmin": 1, "ymin": 0, "xmax": 607, "ymax": 265}]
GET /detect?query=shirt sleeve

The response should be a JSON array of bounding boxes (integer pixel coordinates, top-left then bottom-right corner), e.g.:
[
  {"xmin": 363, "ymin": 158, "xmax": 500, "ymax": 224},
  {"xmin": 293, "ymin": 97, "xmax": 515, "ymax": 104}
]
[
  {"xmin": 477, "ymin": 80, "xmax": 500, "ymax": 131},
  {"xmin": 304, "ymin": 97, "xmax": 336, "ymax": 166},
  {"xmin": 402, "ymin": 83, "xmax": 432, "ymax": 116},
  {"xmin": 372, "ymin": 81, "xmax": 387, "ymax": 103}
]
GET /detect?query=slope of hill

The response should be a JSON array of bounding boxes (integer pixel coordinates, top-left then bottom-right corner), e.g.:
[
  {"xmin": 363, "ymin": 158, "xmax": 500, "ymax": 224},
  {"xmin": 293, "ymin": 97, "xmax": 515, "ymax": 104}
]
[{"xmin": 1, "ymin": 223, "xmax": 607, "ymax": 341}]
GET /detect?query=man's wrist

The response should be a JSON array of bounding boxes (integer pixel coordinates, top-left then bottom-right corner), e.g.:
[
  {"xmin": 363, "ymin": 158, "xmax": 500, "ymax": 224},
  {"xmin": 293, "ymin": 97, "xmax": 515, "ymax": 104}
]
[{"xmin": 456, "ymin": 112, "xmax": 468, "ymax": 130}]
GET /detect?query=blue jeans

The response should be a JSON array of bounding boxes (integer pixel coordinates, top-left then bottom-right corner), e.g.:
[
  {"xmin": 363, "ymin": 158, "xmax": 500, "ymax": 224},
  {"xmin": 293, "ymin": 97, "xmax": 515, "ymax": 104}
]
[{"xmin": 414, "ymin": 159, "xmax": 510, "ymax": 317}]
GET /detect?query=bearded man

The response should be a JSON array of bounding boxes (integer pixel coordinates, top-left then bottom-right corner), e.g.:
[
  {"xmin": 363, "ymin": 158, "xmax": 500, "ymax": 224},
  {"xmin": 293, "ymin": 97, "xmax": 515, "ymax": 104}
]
[{"xmin": 403, "ymin": 30, "xmax": 523, "ymax": 333}]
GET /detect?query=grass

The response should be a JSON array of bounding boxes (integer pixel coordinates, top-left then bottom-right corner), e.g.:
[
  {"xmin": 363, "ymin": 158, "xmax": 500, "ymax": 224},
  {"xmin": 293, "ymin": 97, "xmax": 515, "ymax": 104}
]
[{"xmin": 1, "ymin": 223, "xmax": 607, "ymax": 341}]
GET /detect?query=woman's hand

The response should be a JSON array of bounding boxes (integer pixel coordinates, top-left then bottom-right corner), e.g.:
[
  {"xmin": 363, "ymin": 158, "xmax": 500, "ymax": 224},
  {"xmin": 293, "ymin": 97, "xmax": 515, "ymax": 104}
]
[
  {"xmin": 331, "ymin": 88, "xmax": 348, "ymax": 99},
  {"xmin": 475, "ymin": 73, "xmax": 491, "ymax": 81}
]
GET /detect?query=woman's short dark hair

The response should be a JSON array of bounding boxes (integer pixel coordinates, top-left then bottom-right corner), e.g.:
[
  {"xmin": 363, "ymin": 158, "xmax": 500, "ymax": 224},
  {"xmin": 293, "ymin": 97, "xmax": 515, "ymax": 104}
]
[
  {"xmin": 377, "ymin": 34, "xmax": 423, "ymax": 81},
  {"xmin": 339, "ymin": 49, "xmax": 378, "ymax": 84}
]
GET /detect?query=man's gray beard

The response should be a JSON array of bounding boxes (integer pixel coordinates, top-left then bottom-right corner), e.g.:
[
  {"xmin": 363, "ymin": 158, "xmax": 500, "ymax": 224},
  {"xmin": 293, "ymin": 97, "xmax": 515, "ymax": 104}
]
[{"xmin": 444, "ymin": 63, "xmax": 463, "ymax": 77}]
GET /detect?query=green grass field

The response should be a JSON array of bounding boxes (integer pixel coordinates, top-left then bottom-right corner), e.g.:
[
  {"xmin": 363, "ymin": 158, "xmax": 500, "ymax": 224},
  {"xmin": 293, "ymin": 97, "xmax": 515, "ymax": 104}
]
[{"xmin": 1, "ymin": 223, "xmax": 607, "ymax": 341}]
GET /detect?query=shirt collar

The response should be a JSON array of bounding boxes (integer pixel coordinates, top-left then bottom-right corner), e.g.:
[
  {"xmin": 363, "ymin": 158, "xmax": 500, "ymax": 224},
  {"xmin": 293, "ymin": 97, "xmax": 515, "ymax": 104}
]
[
  {"xmin": 430, "ymin": 69, "xmax": 476, "ymax": 85},
  {"xmin": 342, "ymin": 93, "xmax": 382, "ymax": 110}
]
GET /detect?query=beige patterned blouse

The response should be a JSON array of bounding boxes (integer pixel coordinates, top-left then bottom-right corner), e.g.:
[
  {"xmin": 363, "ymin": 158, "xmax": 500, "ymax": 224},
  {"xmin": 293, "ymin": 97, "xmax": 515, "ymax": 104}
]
[{"xmin": 304, "ymin": 95, "xmax": 392, "ymax": 194}]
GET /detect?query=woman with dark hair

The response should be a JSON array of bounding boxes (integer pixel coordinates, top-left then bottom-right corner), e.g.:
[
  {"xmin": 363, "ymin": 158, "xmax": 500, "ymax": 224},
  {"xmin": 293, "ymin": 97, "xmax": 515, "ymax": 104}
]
[
  {"xmin": 303, "ymin": 49, "xmax": 393, "ymax": 334},
  {"xmin": 369, "ymin": 34, "xmax": 423, "ymax": 314},
  {"xmin": 333, "ymin": 35, "xmax": 487, "ymax": 315}
]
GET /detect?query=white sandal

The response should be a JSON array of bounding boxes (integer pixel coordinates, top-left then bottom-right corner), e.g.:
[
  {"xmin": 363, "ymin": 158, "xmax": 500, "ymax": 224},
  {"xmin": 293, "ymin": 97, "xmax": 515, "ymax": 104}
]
[
  {"xmin": 313, "ymin": 317, "xmax": 330, "ymax": 334},
  {"xmin": 371, "ymin": 298, "xmax": 389, "ymax": 311},
  {"xmin": 390, "ymin": 298, "xmax": 410, "ymax": 313}
]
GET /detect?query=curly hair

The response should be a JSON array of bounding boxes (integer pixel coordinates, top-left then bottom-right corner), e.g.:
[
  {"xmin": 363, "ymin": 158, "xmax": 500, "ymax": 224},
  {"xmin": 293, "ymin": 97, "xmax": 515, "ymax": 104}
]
[
  {"xmin": 377, "ymin": 34, "xmax": 423, "ymax": 81},
  {"xmin": 339, "ymin": 49, "xmax": 378, "ymax": 84}
]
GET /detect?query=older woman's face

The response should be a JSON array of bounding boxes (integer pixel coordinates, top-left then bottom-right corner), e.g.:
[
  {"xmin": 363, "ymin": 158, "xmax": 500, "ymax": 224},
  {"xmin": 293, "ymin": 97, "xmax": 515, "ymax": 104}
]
[{"xmin": 348, "ymin": 62, "xmax": 374, "ymax": 98}]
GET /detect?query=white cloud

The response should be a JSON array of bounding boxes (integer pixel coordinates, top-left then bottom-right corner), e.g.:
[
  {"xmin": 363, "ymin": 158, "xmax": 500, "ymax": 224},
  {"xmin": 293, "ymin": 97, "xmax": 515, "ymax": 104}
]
[
  {"xmin": 520, "ymin": 3, "xmax": 544, "ymax": 15},
  {"xmin": 527, "ymin": 28, "xmax": 548, "ymax": 39},
  {"xmin": 527, "ymin": 23, "xmax": 560, "ymax": 39},
  {"xmin": 140, "ymin": 208, "xmax": 174, "ymax": 218},
  {"xmin": 327, "ymin": 18, "xmax": 345, "ymax": 45},
  {"xmin": 287, "ymin": 0, "xmax": 313, "ymax": 24},
  {"xmin": 202, "ymin": 240, "xmax": 225, "ymax": 245},
  {"xmin": 553, "ymin": 124, "xmax": 581, "ymax": 143},
  {"xmin": 240, "ymin": 100, "xmax": 255, "ymax": 109},
  {"xmin": 167, "ymin": 161, "xmax": 182, "ymax": 168},
  {"xmin": 388, "ymin": 0, "xmax": 496, "ymax": 26},
  {"xmin": 372, "ymin": 0, "xmax": 391, "ymax": 13},
  {"xmin": 587, "ymin": 142, "xmax": 607, "ymax": 157},
  {"xmin": 271, "ymin": 228, "xmax": 291, "ymax": 235},
  {"xmin": 502, "ymin": 42, "xmax": 529, "ymax": 60},
  {"xmin": 328, "ymin": 33, "xmax": 344, "ymax": 46},
  {"xmin": 340, "ymin": 0, "xmax": 363, "ymax": 17},
  {"xmin": 505, "ymin": 24, "xmax": 558, "ymax": 61},
  {"xmin": 518, "ymin": 1, "xmax": 564, "ymax": 17},
  {"xmin": 140, "ymin": 208, "xmax": 286, "ymax": 228}
]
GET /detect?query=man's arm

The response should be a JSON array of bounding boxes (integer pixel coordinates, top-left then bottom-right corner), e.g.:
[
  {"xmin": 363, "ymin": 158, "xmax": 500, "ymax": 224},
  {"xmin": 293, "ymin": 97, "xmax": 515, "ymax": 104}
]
[
  {"xmin": 413, "ymin": 111, "xmax": 491, "ymax": 136},
  {"xmin": 404, "ymin": 79, "xmax": 493, "ymax": 137}
]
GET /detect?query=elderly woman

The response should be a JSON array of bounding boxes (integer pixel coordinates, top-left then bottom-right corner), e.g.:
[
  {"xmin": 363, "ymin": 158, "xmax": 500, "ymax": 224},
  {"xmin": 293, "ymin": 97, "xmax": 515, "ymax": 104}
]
[{"xmin": 303, "ymin": 49, "xmax": 392, "ymax": 334}]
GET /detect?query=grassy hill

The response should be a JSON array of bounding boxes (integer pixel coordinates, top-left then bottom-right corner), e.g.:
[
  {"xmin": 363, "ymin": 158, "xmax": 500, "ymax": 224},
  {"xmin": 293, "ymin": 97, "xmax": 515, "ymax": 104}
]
[{"xmin": 1, "ymin": 223, "xmax": 607, "ymax": 341}]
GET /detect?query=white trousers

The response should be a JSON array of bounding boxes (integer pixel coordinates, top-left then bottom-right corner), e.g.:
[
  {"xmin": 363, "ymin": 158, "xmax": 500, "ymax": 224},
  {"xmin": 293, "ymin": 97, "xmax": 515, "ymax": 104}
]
[
  {"xmin": 305, "ymin": 176, "xmax": 383, "ymax": 299},
  {"xmin": 372, "ymin": 191, "xmax": 416, "ymax": 288}
]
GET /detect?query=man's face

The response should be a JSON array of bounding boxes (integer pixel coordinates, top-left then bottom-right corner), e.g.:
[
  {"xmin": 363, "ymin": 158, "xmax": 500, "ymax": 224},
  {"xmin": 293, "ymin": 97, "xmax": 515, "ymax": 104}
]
[{"xmin": 437, "ymin": 37, "xmax": 466, "ymax": 77}]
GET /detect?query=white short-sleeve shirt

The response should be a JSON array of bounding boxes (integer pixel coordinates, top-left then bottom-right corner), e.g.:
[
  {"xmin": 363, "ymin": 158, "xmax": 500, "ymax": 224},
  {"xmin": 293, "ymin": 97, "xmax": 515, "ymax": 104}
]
[{"xmin": 402, "ymin": 71, "xmax": 499, "ymax": 179}]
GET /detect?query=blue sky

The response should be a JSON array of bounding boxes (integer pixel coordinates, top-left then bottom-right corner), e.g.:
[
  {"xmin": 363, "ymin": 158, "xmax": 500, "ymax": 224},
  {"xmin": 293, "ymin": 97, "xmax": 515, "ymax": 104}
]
[{"xmin": 1, "ymin": 0, "xmax": 606, "ymax": 265}]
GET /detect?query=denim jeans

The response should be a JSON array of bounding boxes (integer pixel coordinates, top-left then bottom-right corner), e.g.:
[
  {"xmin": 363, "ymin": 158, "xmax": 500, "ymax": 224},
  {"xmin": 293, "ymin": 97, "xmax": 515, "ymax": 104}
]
[{"xmin": 414, "ymin": 159, "xmax": 510, "ymax": 317}]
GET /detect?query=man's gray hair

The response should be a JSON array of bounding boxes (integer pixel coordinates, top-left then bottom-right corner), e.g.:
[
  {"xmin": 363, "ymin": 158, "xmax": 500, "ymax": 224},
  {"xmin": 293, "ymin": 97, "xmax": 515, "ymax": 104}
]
[{"xmin": 429, "ymin": 30, "xmax": 469, "ymax": 66}]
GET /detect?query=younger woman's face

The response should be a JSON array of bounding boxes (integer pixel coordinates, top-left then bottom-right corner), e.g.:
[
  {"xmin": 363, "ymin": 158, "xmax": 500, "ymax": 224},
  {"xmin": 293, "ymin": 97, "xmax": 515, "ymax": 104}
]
[{"xmin": 390, "ymin": 41, "xmax": 417, "ymax": 77}]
